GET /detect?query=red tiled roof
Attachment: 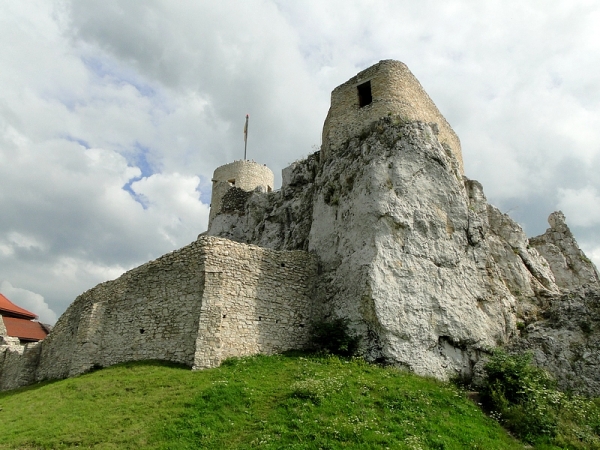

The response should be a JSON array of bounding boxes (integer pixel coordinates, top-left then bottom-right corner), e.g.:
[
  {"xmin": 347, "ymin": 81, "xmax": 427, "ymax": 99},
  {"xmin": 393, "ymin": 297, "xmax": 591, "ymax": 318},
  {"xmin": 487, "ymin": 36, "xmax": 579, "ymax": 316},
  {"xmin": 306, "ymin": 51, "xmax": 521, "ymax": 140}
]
[
  {"xmin": 2, "ymin": 317, "xmax": 48, "ymax": 342},
  {"xmin": 0, "ymin": 293, "xmax": 37, "ymax": 320}
]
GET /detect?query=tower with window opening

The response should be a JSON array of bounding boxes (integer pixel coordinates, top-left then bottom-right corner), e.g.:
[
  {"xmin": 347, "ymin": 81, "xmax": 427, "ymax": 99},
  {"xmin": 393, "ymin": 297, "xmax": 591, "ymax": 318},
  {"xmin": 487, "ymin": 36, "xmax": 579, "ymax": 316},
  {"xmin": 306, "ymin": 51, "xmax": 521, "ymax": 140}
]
[{"xmin": 321, "ymin": 59, "xmax": 464, "ymax": 174}]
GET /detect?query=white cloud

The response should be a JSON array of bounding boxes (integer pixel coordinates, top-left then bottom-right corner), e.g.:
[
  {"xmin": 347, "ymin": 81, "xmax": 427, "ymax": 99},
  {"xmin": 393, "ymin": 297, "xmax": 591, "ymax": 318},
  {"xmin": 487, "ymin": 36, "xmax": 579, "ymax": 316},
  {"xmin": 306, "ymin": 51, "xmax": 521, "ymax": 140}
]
[
  {"xmin": 0, "ymin": 280, "xmax": 57, "ymax": 324},
  {"xmin": 557, "ymin": 187, "xmax": 600, "ymax": 227},
  {"xmin": 130, "ymin": 172, "xmax": 209, "ymax": 246}
]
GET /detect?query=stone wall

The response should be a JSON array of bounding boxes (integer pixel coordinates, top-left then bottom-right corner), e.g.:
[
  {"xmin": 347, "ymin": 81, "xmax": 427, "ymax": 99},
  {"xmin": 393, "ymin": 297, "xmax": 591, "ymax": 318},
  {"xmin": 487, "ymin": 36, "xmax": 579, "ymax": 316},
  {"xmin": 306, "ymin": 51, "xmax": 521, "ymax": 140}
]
[
  {"xmin": 194, "ymin": 238, "xmax": 318, "ymax": 368},
  {"xmin": 0, "ymin": 317, "xmax": 6, "ymax": 337},
  {"xmin": 0, "ymin": 236, "xmax": 317, "ymax": 391},
  {"xmin": 321, "ymin": 60, "xmax": 463, "ymax": 174},
  {"xmin": 22, "ymin": 239, "xmax": 209, "ymax": 385},
  {"xmin": 0, "ymin": 343, "xmax": 42, "ymax": 391},
  {"xmin": 0, "ymin": 316, "xmax": 27, "ymax": 348},
  {"xmin": 220, "ymin": 187, "xmax": 254, "ymax": 214},
  {"xmin": 209, "ymin": 160, "xmax": 274, "ymax": 226}
]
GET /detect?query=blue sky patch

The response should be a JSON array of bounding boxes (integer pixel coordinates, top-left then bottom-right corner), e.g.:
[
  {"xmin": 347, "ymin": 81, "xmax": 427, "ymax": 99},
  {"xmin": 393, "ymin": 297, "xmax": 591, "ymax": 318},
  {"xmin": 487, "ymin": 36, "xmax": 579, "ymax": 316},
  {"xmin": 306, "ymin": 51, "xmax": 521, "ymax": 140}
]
[
  {"xmin": 63, "ymin": 135, "xmax": 91, "ymax": 149},
  {"xmin": 82, "ymin": 56, "xmax": 158, "ymax": 99},
  {"xmin": 196, "ymin": 174, "xmax": 212, "ymax": 204}
]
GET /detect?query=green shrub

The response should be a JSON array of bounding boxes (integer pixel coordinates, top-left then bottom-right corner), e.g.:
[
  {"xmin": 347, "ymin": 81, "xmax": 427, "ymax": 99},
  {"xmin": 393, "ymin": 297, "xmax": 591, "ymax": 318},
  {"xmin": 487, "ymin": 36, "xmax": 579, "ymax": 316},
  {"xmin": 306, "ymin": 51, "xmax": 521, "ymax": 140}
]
[
  {"xmin": 310, "ymin": 318, "xmax": 361, "ymax": 357},
  {"xmin": 481, "ymin": 350, "xmax": 560, "ymax": 442}
]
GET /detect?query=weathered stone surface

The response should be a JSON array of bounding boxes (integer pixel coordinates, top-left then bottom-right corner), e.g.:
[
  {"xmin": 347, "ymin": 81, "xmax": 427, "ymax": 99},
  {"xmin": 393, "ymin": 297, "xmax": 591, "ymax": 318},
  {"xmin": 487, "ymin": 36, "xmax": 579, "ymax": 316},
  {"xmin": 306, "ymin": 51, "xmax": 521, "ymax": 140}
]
[
  {"xmin": 321, "ymin": 60, "xmax": 463, "ymax": 174},
  {"xmin": 4, "ymin": 59, "xmax": 599, "ymax": 395},
  {"xmin": 209, "ymin": 160, "xmax": 274, "ymax": 226},
  {"xmin": 194, "ymin": 240, "xmax": 317, "ymax": 369},
  {"xmin": 209, "ymin": 118, "xmax": 581, "ymax": 381},
  {"xmin": 511, "ymin": 287, "xmax": 600, "ymax": 396},
  {"xmin": 309, "ymin": 120, "xmax": 526, "ymax": 379},
  {"xmin": 530, "ymin": 211, "xmax": 600, "ymax": 291},
  {"xmin": 0, "ymin": 237, "xmax": 317, "ymax": 391},
  {"xmin": 0, "ymin": 343, "xmax": 42, "ymax": 391},
  {"xmin": 208, "ymin": 151, "xmax": 319, "ymax": 251}
]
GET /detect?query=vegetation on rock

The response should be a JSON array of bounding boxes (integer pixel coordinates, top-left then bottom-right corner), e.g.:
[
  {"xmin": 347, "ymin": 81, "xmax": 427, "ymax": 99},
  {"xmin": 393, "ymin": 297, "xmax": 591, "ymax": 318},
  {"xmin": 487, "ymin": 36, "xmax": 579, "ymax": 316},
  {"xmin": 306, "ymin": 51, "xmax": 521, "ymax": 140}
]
[
  {"xmin": 480, "ymin": 349, "xmax": 600, "ymax": 448},
  {"xmin": 309, "ymin": 318, "xmax": 361, "ymax": 357}
]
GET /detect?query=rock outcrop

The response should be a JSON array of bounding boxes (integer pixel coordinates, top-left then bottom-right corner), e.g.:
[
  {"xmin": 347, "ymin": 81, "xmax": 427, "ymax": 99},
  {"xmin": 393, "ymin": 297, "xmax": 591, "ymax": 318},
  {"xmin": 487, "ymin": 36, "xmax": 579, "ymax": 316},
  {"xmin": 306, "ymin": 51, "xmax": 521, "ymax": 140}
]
[
  {"xmin": 530, "ymin": 211, "xmax": 600, "ymax": 291},
  {"xmin": 4, "ymin": 59, "xmax": 599, "ymax": 395},
  {"xmin": 511, "ymin": 287, "xmax": 600, "ymax": 396},
  {"xmin": 208, "ymin": 117, "xmax": 599, "ymax": 385}
]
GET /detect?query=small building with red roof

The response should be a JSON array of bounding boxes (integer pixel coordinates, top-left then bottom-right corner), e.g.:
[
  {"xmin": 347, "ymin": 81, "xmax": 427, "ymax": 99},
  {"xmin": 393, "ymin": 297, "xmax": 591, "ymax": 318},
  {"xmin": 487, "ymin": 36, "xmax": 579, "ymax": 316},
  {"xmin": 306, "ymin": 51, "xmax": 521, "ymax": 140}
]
[{"xmin": 0, "ymin": 293, "xmax": 50, "ymax": 345}]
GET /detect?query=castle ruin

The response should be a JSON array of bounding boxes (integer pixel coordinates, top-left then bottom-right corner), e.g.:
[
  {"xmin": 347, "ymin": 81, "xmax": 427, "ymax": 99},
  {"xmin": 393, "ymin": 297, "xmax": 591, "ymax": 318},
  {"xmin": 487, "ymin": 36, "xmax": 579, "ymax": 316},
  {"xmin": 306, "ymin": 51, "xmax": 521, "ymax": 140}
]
[
  {"xmin": 209, "ymin": 160, "xmax": 274, "ymax": 226},
  {"xmin": 2, "ymin": 60, "xmax": 599, "ymax": 394}
]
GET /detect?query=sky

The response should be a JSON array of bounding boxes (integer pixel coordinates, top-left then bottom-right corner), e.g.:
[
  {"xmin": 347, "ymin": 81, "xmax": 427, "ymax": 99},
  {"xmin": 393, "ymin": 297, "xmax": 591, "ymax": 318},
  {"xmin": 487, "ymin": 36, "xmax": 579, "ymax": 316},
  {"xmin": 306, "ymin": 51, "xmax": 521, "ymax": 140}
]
[{"xmin": 1, "ymin": 0, "xmax": 599, "ymax": 324}]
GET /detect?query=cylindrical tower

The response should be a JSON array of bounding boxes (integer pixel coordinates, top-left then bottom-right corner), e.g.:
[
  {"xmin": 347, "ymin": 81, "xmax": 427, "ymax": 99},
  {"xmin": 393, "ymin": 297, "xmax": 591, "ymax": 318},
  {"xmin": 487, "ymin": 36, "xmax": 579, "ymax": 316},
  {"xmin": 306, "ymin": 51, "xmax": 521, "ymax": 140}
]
[
  {"xmin": 208, "ymin": 160, "xmax": 274, "ymax": 226},
  {"xmin": 321, "ymin": 60, "xmax": 464, "ymax": 174}
]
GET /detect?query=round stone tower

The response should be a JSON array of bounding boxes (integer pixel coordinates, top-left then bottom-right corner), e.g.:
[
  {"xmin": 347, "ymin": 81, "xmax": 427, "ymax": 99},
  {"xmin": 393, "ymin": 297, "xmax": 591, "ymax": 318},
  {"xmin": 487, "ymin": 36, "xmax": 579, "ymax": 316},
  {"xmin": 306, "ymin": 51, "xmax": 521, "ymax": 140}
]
[
  {"xmin": 321, "ymin": 60, "xmax": 464, "ymax": 174},
  {"xmin": 208, "ymin": 160, "xmax": 274, "ymax": 226}
]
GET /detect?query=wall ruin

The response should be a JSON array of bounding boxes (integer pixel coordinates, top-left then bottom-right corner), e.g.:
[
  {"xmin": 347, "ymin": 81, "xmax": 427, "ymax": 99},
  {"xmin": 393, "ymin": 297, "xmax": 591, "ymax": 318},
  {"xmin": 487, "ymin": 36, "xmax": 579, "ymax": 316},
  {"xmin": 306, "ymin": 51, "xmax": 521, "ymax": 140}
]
[
  {"xmin": 209, "ymin": 160, "xmax": 274, "ymax": 226},
  {"xmin": 0, "ymin": 237, "xmax": 317, "ymax": 391}
]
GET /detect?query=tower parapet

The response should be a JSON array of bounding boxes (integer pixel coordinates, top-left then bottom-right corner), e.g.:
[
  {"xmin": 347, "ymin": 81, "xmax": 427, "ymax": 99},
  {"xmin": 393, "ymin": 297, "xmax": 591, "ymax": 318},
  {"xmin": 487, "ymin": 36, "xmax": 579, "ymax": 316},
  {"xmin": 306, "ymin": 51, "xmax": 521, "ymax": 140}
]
[
  {"xmin": 321, "ymin": 60, "xmax": 463, "ymax": 174},
  {"xmin": 208, "ymin": 160, "xmax": 274, "ymax": 226}
]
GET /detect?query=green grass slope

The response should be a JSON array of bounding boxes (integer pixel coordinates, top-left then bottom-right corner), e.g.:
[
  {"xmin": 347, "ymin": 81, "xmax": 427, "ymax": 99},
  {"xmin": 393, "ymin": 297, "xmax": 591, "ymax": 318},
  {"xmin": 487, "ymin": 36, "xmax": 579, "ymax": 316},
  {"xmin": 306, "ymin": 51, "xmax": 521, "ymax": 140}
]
[{"xmin": 0, "ymin": 354, "xmax": 524, "ymax": 449}]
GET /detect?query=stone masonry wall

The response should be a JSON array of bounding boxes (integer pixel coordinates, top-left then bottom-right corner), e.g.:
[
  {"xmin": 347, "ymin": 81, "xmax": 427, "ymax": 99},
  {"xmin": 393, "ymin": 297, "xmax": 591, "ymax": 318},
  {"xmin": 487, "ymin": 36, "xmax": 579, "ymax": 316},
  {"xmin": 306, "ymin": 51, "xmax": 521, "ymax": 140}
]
[
  {"xmin": 0, "ymin": 236, "xmax": 318, "ymax": 391},
  {"xmin": 0, "ymin": 343, "xmax": 42, "ymax": 391},
  {"xmin": 194, "ymin": 237, "xmax": 318, "ymax": 368},
  {"xmin": 321, "ymin": 60, "xmax": 463, "ymax": 173},
  {"xmin": 0, "ymin": 317, "xmax": 6, "ymax": 338},
  {"xmin": 33, "ymin": 239, "xmax": 208, "ymax": 383}
]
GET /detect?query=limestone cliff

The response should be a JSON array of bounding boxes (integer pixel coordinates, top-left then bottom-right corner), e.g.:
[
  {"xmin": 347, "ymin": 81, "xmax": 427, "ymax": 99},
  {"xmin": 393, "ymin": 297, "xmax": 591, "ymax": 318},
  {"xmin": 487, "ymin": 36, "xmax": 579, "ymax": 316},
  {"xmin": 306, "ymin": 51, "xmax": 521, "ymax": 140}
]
[{"xmin": 208, "ymin": 117, "xmax": 598, "ymax": 385}]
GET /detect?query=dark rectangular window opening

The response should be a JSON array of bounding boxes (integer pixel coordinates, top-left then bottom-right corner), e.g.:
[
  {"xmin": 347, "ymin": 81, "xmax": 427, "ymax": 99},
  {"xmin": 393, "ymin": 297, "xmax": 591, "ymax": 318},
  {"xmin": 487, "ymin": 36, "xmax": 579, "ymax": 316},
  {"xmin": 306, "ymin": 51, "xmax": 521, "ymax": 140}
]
[{"xmin": 357, "ymin": 81, "xmax": 372, "ymax": 107}]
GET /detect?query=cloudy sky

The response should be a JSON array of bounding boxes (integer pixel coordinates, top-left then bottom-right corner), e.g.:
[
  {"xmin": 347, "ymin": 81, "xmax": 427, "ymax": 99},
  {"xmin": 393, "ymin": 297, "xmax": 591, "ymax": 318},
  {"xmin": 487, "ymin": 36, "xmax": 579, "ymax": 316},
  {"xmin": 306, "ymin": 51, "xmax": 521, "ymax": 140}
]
[{"xmin": 1, "ymin": 0, "xmax": 599, "ymax": 324}]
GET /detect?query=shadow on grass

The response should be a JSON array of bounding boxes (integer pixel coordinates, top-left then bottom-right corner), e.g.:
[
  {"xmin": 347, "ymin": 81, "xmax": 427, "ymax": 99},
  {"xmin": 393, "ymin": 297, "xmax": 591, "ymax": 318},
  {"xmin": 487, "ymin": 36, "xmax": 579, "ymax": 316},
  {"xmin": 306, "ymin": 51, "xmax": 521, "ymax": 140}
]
[{"xmin": 0, "ymin": 359, "xmax": 192, "ymax": 398}]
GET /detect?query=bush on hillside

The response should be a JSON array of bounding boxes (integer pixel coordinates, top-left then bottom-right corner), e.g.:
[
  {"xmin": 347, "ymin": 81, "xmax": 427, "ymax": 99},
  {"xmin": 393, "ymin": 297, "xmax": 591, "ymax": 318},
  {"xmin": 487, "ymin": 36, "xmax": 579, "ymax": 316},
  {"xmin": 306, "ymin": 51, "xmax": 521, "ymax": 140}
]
[
  {"xmin": 310, "ymin": 318, "xmax": 361, "ymax": 357},
  {"xmin": 480, "ymin": 350, "xmax": 560, "ymax": 442}
]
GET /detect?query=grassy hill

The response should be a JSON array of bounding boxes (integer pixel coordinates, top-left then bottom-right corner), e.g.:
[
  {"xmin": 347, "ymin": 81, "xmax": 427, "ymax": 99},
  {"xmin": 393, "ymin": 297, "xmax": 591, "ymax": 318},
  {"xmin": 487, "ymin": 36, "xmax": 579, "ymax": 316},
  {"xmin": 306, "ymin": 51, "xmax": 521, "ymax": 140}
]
[{"xmin": 0, "ymin": 353, "xmax": 528, "ymax": 449}]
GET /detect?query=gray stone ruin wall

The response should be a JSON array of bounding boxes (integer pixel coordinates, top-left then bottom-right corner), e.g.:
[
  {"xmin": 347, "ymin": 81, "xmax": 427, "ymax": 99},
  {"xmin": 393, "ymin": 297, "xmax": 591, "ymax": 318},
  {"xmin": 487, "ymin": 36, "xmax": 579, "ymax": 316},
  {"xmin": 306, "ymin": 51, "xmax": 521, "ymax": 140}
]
[
  {"xmin": 209, "ymin": 160, "xmax": 275, "ymax": 226},
  {"xmin": 194, "ymin": 239, "xmax": 318, "ymax": 368},
  {"xmin": 321, "ymin": 60, "xmax": 464, "ymax": 173},
  {"xmin": 0, "ymin": 342, "xmax": 42, "ymax": 391},
  {"xmin": 0, "ymin": 236, "xmax": 318, "ymax": 391}
]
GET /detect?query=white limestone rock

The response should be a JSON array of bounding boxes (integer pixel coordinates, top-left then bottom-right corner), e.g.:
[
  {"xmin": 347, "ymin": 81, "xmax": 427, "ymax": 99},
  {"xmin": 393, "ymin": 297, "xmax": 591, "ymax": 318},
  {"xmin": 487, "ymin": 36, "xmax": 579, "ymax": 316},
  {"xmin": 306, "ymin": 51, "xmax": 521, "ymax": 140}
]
[
  {"xmin": 208, "ymin": 152, "xmax": 318, "ymax": 251},
  {"xmin": 511, "ymin": 287, "xmax": 600, "ymax": 396},
  {"xmin": 210, "ymin": 118, "xmax": 569, "ymax": 380},
  {"xmin": 307, "ymin": 120, "xmax": 542, "ymax": 379},
  {"xmin": 529, "ymin": 211, "xmax": 600, "ymax": 290}
]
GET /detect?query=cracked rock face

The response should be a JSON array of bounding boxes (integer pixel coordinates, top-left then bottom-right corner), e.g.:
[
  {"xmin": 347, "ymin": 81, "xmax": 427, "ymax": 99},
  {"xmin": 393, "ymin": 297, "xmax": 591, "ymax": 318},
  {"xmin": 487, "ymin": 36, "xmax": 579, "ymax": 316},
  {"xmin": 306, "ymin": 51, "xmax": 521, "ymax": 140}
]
[
  {"xmin": 511, "ymin": 287, "xmax": 600, "ymax": 396},
  {"xmin": 305, "ymin": 120, "xmax": 552, "ymax": 379},
  {"xmin": 530, "ymin": 211, "xmax": 600, "ymax": 291},
  {"xmin": 208, "ymin": 118, "xmax": 599, "ymax": 384}
]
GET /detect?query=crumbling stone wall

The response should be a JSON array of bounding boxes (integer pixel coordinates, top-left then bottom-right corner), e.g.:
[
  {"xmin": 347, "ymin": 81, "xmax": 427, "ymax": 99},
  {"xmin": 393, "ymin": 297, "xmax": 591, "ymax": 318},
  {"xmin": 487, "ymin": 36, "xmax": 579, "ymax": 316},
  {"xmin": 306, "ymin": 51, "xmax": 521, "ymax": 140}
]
[
  {"xmin": 0, "ymin": 343, "xmax": 41, "ymax": 391},
  {"xmin": 220, "ymin": 187, "xmax": 254, "ymax": 214},
  {"xmin": 33, "ymin": 240, "xmax": 207, "ymax": 383},
  {"xmin": 0, "ymin": 236, "xmax": 317, "ymax": 391},
  {"xmin": 194, "ymin": 238, "xmax": 317, "ymax": 368},
  {"xmin": 321, "ymin": 60, "xmax": 463, "ymax": 173}
]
